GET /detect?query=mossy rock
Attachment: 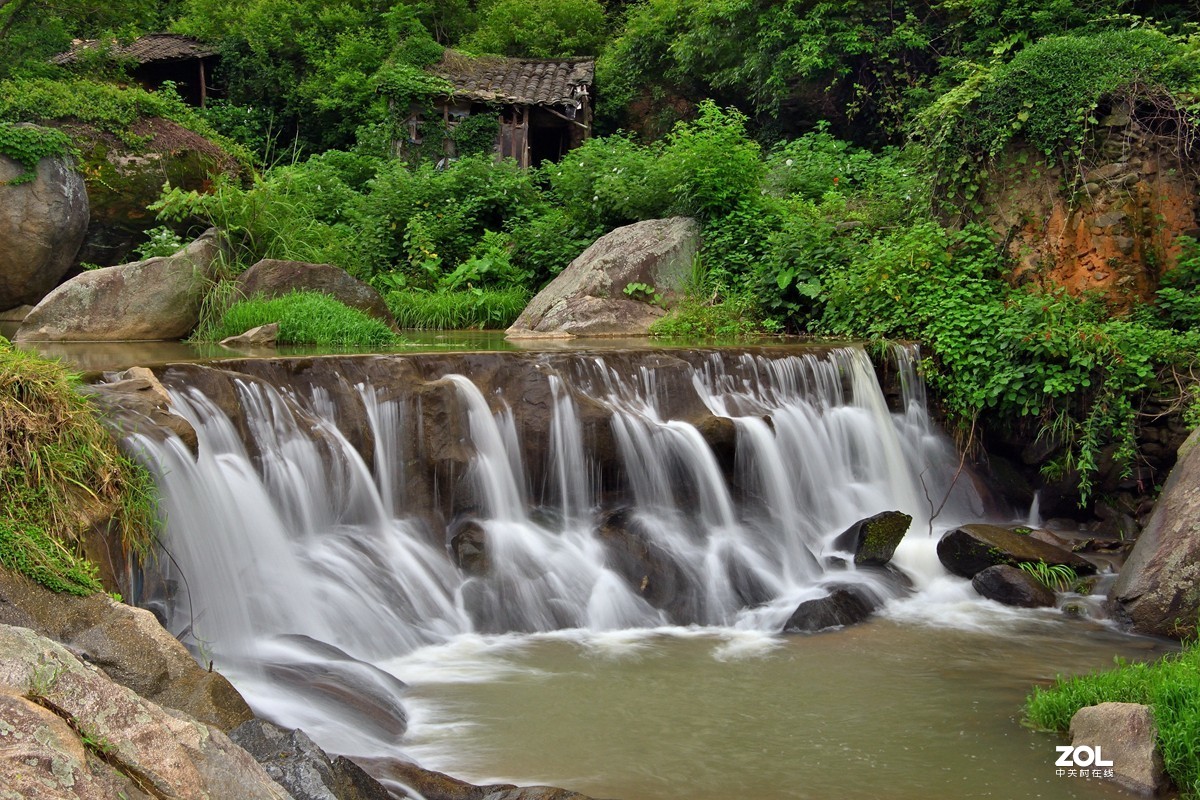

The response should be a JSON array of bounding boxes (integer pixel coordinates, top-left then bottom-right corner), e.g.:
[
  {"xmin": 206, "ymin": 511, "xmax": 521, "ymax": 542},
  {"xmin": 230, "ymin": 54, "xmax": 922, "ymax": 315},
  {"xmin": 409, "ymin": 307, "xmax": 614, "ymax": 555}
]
[
  {"xmin": 937, "ymin": 523, "xmax": 1096, "ymax": 579},
  {"xmin": 61, "ymin": 118, "xmax": 238, "ymax": 267},
  {"xmin": 832, "ymin": 510, "xmax": 912, "ymax": 567}
]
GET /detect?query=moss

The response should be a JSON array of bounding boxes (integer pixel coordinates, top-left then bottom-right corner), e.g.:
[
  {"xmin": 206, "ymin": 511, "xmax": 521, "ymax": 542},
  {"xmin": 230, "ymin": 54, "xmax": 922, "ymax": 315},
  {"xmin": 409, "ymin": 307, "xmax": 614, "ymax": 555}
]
[{"xmin": 0, "ymin": 337, "xmax": 156, "ymax": 595}]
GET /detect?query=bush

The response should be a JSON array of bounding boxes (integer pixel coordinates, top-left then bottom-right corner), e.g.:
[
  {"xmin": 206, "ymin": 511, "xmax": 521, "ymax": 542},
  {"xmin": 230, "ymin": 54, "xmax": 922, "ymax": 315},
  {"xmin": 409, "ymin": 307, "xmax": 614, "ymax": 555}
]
[
  {"xmin": 197, "ymin": 292, "xmax": 401, "ymax": 346},
  {"xmin": 1026, "ymin": 644, "xmax": 1200, "ymax": 795},
  {"xmin": 0, "ymin": 337, "xmax": 155, "ymax": 595}
]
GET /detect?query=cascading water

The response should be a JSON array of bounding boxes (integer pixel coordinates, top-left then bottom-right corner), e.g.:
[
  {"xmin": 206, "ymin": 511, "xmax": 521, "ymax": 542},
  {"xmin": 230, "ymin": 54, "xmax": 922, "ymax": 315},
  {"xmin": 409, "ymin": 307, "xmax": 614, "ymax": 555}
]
[{"xmin": 125, "ymin": 345, "xmax": 989, "ymax": 764}]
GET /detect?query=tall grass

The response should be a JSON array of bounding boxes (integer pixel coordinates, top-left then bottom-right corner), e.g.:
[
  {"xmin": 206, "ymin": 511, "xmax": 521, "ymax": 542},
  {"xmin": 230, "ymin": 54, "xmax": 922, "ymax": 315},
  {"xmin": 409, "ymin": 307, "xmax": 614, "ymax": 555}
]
[
  {"xmin": 198, "ymin": 291, "xmax": 401, "ymax": 347},
  {"xmin": 1025, "ymin": 644, "xmax": 1200, "ymax": 794},
  {"xmin": 386, "ymin": 288, "xmax": 530, "ymax": 330},
  {"xmin": 0, "ymin": 337, "xmax": 156, "ymax": 595}
]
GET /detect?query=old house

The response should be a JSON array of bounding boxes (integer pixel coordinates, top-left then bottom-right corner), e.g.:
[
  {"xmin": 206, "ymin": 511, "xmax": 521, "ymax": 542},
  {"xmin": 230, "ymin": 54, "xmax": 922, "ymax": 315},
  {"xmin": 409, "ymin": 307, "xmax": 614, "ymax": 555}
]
[
  {"xmin": 420, "ymin": 51, "xmax": 594, "ymax": 167},
  {"xmin": 52, "ymin": 34, "xmax": 218, "ymax": 107}
]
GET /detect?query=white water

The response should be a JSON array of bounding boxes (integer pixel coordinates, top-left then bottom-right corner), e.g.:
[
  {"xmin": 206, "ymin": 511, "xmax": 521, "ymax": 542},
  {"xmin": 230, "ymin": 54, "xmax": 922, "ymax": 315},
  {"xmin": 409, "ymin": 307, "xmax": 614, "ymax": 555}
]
[{"xmin": 127, "ymin": 346, "xmax": 992, "ymax": 761}]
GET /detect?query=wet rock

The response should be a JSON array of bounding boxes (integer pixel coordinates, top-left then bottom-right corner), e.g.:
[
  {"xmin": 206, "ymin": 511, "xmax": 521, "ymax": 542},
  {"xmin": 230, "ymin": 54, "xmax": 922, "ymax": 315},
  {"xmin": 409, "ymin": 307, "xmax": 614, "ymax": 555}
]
[
  {"xmin": 82, "ymin": 365, "xmax": 199, "ymax": 454},
  {"xmin": 0, "ymin": 131, "xmax": 89, "ymax": 309},
  {"xmin": 356, "ymin": 758, "xmax": 597, "ymax": 800},
  {"xmin": 971, "ymin": 565, "xmax": 1056, "ymax": 607},
  {"xmin": 16, "ymin": 227, "xmax": 227, "ymax": 341},
  {"xmin": 221, "ymin": 322, "xmax": 281, "ymax": 348},
  {"xmin": 596, "ymin": 508, "xmax": 699, "ymax": 624},
  {"xmin": 782, "ymin": 586, "xmax": 875, "ymax": 633},
  {"xmin": 831, "ymin": 510, "xmax": 912, "ymax": 567},
  {"xmin": 690, "ymin": 413, "xmax": 738, "ymax": 475},
  {"xmin": 936, "ymin": 524, "xmax": 1096, "ymax": 579},
  {"xmin": 1070, "ymin": 703, "xmax": 1168, "ymax": 796},
  {"xmin": 507, "ymin": 217, "xmax": 700, "ymax": 337},
  {"xmin": 230, "ymin": 718, "xmax": 393, "ymax": 800},
  {"xmin": 450, "ymin": 518, "xmax": 489, "ymax": 576},
  {"xmin": 1110, "ymin": 427, "xmax": 1200, "ymax": 638},
  {"xmin": 0, "ymin": 623, "xmax": 290, "ymax": 800},
  {"xmin": 237, "ymin": 260, "xmax": 394, "ymax": 325},
  {"xmin": 0, "ymin": 567, "xmax": 253, "ymax": 731},
  {"xmin": 264, "ymin": 635, "xmax": 408, "ymax": 741}
]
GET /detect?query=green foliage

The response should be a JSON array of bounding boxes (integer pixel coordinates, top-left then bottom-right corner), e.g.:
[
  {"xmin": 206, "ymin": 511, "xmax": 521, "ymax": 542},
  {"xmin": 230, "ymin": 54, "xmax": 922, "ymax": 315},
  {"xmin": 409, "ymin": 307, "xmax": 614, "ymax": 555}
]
[
  {"xmin": 462, "ymin": 0, "xmax": 608, "ymax": 58},
  {"xmin": 0, "ymin": 337, "xmax": 156, "ymax": 595},
  {"xmin": 1154, "ymin": 237, "xmax": 1200, "ymax": 331},
  {"xmin": 449, "ymin": 113, "xmax": 500, "ymax": 158},
  {"xmin": 916, "ymin": 28, "xmax": 1200, "ymax": 209},
  {"xmin": 386, "ymin": 287, "xmax": 530, "ymax": 329},
  {"xmin": 133, "ymin": 226, "xmax": 186, "ymax": 260},
  {"xmin": 198, "ymin": 291, "xmax": 401, "ymax": 347},
  {"xmin": 1016, "ymin": 560, "xmax": 1080, "ymax": 592},
  {"xmin": 622, "ymin": 281, "xmax": 661, "ymax": 304},
  {"xmin": 650, "ymin": 292, "xmax": 765, "ymax": 339},
  {"xmin": 1025, "ymin": 644, "xmax": 1200, "ymax": 794},
  {"xmin": 0, "ymin": 121, "xmax": 74, "ymax": 184}
]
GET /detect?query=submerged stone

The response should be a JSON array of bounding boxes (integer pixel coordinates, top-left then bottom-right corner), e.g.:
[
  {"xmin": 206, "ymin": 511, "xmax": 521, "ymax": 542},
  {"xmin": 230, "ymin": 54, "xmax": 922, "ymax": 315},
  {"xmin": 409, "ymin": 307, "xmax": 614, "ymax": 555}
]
[{"xmin": 782, "ymin": 586, "xmax": 875, "ymax": 633}]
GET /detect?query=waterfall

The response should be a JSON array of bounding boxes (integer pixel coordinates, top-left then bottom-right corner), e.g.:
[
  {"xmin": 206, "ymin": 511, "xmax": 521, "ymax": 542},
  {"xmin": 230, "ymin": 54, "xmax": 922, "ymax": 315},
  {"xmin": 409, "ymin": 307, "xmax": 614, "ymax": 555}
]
[{"xmin": 124, "ymin": 345, "xmax": 984, "ymax": 757}]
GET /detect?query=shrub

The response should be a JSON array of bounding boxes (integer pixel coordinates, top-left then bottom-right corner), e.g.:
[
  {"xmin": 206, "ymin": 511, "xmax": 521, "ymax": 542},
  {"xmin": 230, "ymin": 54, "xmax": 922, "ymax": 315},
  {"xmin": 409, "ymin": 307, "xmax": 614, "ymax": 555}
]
[
  {"xmin": 197, "ymin": 292, "xmax": 401, "ymax": 347},
  {"xmin": 1026, "ymin": 644, "xmax": 1200, "ymax": 795},
  {"xmin": 0, "ymin": 337, "xmax": 156, "ymax": 595}
]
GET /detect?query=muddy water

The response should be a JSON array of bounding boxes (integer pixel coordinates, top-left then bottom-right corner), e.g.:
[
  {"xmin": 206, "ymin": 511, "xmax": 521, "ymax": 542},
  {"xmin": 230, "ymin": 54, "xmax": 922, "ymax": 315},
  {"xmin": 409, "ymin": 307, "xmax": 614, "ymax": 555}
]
[{"xmin": 390, "ymin": 605, "xmax": 1171, "ymax": 800}]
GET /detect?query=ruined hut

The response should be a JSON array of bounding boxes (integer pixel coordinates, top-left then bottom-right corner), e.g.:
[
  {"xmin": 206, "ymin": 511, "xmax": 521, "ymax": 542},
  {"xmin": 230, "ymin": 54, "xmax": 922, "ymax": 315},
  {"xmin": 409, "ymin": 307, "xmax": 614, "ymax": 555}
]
[
  {"xmin": 52, "ymin": 34, "xmax": 218, "ymax": 107},
  {"xmin": 421, "ymin": 51, "xmax": 594, "ymax": 167}
]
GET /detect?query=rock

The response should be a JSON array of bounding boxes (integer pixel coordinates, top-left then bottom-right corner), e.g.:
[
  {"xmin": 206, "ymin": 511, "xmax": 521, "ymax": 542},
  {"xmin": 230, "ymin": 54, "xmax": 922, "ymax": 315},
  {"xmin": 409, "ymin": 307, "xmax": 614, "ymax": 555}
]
[
  {"xmin": 16, "ymin": 228, "xmax": 227, "ymax": 341},
  {"xmin": 0, "ymin": 623, "xmax": 291, "ymax": 800},
  {"xmin": 450, "ymin": 518, "xmax": 489, "ymax": 576},
  {"xmin": 0, "ymin": 567, "xmax": 253, "ymax": 732},
  {"xmin": 355, "ymin": 758, "xmax": 597, "ymax": 800},
  {"xmin": 0, "ymin": 133, "xmax": 89, "ymax": 308},
  {"xmin": 1090, "ymin": 163, "xmax": 1128, "ymax": 181},
  {"xmin": 0, "ymin": 687, "xmax": 150, "ymax": 799},
  {"xmin": 596, "ymin": 508, "xmax": 698, "ymax": 624},
  {"xmin": 0, "ymin": 303, "xmax": 34, "ymax": 323},
  {"xmin": 222, "ymin": 322, "xmax": 281, "ymax": 348},
  {"xmin": 67, "ymin": 117, "xmax": 239, "ymax": 267},
  {"xmin": 1110, "ymin": 427, "xmax": 1200, "ymax": 638},
  {"xmin": 81, "ymin": 365, "xmax": 199, "ymax": 454},
  {"xmin": 1070, "ymin": 703, "xmax": 1168, "ymax": 796},
  {"xmin": 236, "ymin": 260, "xmax": 394, "ymax": 325},
  {"xmin": 782, "ymin": 586, "xmax": 875, "ymax": 633},
  {"xmin": 229, "ymin": 719, "xmax": 393, "ymax": 800},
  {"xmin": 936, "ymin": 524, "xmax": 1096, "ymax": 579},
  {"xmin": 970, "ymin": 564, "xmax": 1056, "ymax": 607},
  {"xmin": 1095, "ymin": 210, "xmax": 1128, "ymax": 228},
  {"xmin": 507, "ymin": 217, "xmax": 700, "ymax": 338},
  {"xmin": 831, "ymin": 510, "xmax": 912, "ymax": 566}
]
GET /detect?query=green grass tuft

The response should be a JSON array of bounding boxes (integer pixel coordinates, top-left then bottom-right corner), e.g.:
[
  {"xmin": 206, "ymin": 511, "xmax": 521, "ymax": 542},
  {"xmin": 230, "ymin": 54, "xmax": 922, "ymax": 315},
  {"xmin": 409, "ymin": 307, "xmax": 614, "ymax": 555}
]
[
  {"xmin": 0, "ymin": 337, "xmax": 156, "ymax": 595},
  {"xmin": 1025, "ymin": 644, "xmax": 1200, "ymax": 794},
  {"xmin": 198, "ymin": 291, "xmax": 401, "ymax": 347},
  {"xmin": 386, "ymin": 288, "xmax": 530, "ymax": 330}
]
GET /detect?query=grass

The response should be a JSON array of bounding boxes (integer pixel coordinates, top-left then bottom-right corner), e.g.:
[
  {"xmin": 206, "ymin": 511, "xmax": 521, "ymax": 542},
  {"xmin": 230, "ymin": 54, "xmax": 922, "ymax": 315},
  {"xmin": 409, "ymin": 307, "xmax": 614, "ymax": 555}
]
[
  {"xmin": 0, "ymin": 337, "xmax": 156, "ymax": 595},
  {"xmin": 386, "ymin": 288, "xmax": 530, "ymax": 330},
  {"xmin": 1025, "ymin": 643, "xmax": 1200, "ymax": 794},
  {"xmin": 195, "ymin": 291, "xmax": 401, "ymax": 347}
]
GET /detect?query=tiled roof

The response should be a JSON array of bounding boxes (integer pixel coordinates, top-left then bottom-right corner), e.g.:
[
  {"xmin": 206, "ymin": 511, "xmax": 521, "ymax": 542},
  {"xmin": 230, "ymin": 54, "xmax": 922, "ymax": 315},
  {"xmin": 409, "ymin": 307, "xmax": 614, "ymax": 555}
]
[
  {"xmin": 431, "ymin": 52, "xmax": 594, "ymax": 106},
  {"xmin": 52, "ymin": 34, "xmax": 216, "ymax": 66}
]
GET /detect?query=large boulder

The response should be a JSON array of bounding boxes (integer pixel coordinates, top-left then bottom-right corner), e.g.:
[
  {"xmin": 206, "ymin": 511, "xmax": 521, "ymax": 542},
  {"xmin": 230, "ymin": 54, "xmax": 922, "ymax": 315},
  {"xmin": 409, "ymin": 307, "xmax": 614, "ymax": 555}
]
[
  {"xmin": 831, "ymin": 510, "xmax": 912, "ymax": 567},
  {"xmin": 1110, "ymin": 428, "xmax": 1200, "ymax": 638},
  {"xmin": 66, "ymin": 117, "xmax": 239, "ymax": 267},
  {"xmin": 230, "ymin": 719, "xmax": 393, "ymax": 800},
  {"xmin": 0, "ymin": 566, "xmax": 253, "ymax": 732},
  {"xmin": 970, "ymin": 564, "xmax": 1057, "ymax": 608},
  {"xmin": 1070, "ymin": 703, "xmax": 1169, "ymax": 796},
  {"xmin": 0, "ymin": 132, "xmax": 89, "ymax": 309},
  {"xmin": 16, "ymin": 227, "xmax": 226, "ymax": 341},
  {"xmin": 236, "ymin": 259, "xmax": 395, "ymax": 325},
  {"xmin": 937, "ymin": 523, "xmax": 1096, "ymax": 579},
  {"xmin": 0, "ymin": 623, "xmax": 291, "ymax": 800},
  {"xmin": 506, "ymin": 216, "xmax": 700, "ymax": 338}
]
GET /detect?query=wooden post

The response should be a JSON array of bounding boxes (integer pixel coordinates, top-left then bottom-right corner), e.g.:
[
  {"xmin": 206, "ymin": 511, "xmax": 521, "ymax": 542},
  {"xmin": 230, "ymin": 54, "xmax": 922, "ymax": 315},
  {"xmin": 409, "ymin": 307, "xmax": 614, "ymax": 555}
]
[{"xmin": 198, "ymin": 59, "xmax": 207, "ymax": 108}]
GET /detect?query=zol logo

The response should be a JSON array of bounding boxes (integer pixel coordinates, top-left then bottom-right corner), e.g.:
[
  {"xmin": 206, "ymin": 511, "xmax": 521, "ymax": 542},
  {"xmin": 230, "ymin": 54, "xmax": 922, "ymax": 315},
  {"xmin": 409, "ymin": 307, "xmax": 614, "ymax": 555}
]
[{"xmin": 1056, "ymin": 745, "xmax": 1114, "ymax": 767}]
